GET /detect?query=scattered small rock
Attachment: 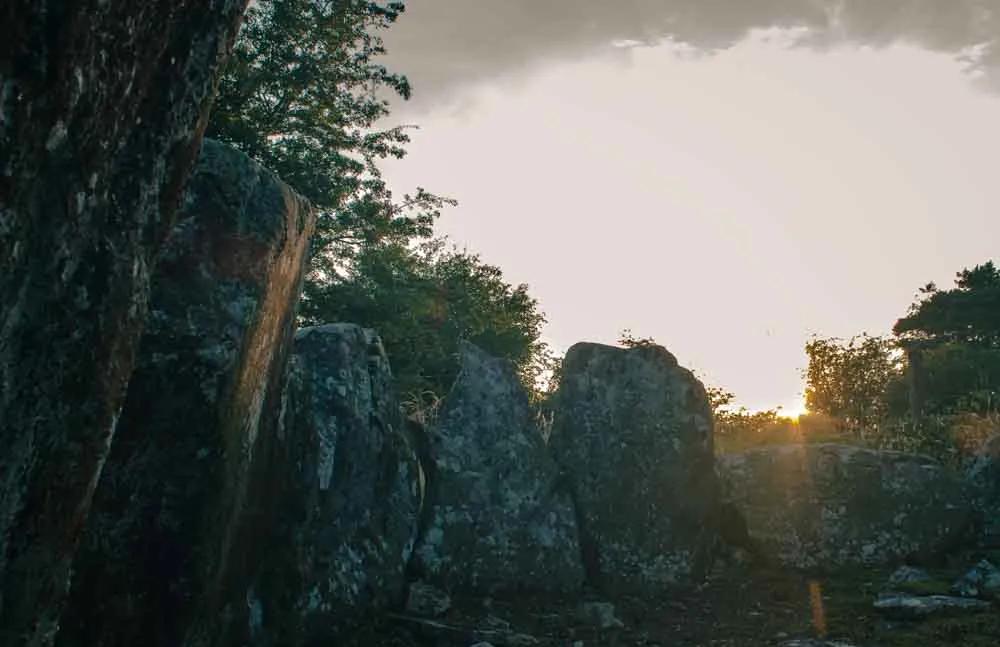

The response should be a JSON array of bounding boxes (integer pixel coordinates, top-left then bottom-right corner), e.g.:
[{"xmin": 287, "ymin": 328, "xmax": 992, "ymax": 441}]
[
  {"xmin": 480, "ymin": 615, "xmax": 512, "ymax": 632},
  {"xmin": 874, "ymin": 592, "xmax": 992, "ymax": 619},
  {"xmin": 577, "ymin": 600, "xmax": 625, "ymax": 629},
  {"xmin": 952, "ymin": 559, "xmax": 1000, "ymax": 599},
  {"xmin": 887, "ymin": 565, "xmax": 931, "ymax": 586},
  {"xmin": 406, "ymin": 581, "xmax": 452, "ymax": 617},
  {"xmin": 779, "ymin": 640, "xmax": 863, "ymax": 647}
]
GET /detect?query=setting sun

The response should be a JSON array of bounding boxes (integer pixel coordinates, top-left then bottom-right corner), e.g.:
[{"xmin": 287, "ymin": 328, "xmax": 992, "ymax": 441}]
[{"xmin": 777, "ymin": 403, "xmax": 809, "ymax": 421}]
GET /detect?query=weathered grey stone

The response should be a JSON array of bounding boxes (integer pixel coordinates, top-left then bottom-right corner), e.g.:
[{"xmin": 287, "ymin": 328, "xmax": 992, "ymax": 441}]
[
  {"xmin": 548, "ymin": 342, "xmax": 722, "ymax": 593},
  {"xmin": 965, "ymin": 434, "xmax": 1000, "ymax": 547},
  {"xmin": 253, "ymin": 323, "xmax": 421, "ymax": 645},
  {"xmin": 718, "ymin": 444, "xmax": 976, "ymax": 569},
  {"xmin": 952, "ymin": 559, "xmax": 1000, "ymax": 599},
  {"xmin": 0, "ymin": 4, "xmax": 247, "ymax": 643},
  {"xmin": 576, "ymin": 601, "xmax": 625, "ymax": 629},
  {"xmin": 887, "ymin": 566, "xmax": 932, "ymax": 587},
  {"xmin": 874, "ymin": 592, "xmax": 992, "ymax": 618},
  {"xmin": 413, "ymin": 342, "xmax": 583, "ymax": 594},
  {"xmin": 406, "ymin": 581, "xmax": 453, "ymax": 617},
  {"xmin": 57, "ymin": 139, "xmax": 315, "ymax": 647}
]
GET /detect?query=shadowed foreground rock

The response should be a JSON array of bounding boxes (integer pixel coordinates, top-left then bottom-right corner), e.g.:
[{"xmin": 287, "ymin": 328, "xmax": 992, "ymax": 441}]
[
  {"xmin": 549, "ymin": 342, "xmax": 722, "ymax": 593},
  {"xmin": 251, "ymin": 323, "xmax": 421, "ymax": 646},
  {"xmin": 57, "ymin": 139, "xmax": 314, "ymax": 647},
  {"xmin": 412, "ymin": 342, "xmax": 584, "ymax": 594},
  {"xmin": 966, "ymin": 433, "xmax": 1000, "ymax": 547},
  {"xmin": 718, "ymin": 444, "xmax": 976, "ymax": 568},
  {"xmin": 0, "ymin": 2, "xmax": 247, "ymax": 643}
]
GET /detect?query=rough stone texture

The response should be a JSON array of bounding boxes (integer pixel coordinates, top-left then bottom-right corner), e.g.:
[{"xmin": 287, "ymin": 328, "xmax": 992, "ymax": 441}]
[
  {"xmin": 718, "ymin": 444, "xmax": 976, "ymax": 569},
  {"xmin": 252, "ymin": 323, "xmax": 421, "ymax": 646},
  {"xmin": 965, "ymin": 433, "xmax": 1000, "ymax": 547},
  {"xmin": 56, "ymin": 139, "xmax": 314, "ymax": 647},
  {"xmin": 548, "ymin": 342, "xmax": 722, "ymax": 593},
  {"xmin": 0, "ymin": 3, "xmax": 247, "ymax": 643},
  {"xmin": 405, "ymin": 581, "xmax": 453, "ymax": 618},
  {"xmin": 886, "ymin": 566, "xmax": 932, "ymax": 587},
  {"xmin": 412, "ymin": 342, "xmax": 584, "ymax": 594},
  {"xmin": 874, "ymin": 592, "xmax": 992, "ymax": 618},
  {"xmin": 952, "ymin": 559, "xmax": 1000, "ymax": 599}
]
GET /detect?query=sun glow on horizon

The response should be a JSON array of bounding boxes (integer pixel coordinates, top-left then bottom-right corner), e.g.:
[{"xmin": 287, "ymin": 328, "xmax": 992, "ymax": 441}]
[{"xmin": 775, "ymin": 403, "xmax": 809, "ymax": 420}]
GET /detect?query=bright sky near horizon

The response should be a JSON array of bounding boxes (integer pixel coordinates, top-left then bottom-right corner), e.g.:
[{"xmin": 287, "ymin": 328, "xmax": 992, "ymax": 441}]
[{"xmin": 378, "ymin": 2, "xmax": 1000, "ymax": 413}]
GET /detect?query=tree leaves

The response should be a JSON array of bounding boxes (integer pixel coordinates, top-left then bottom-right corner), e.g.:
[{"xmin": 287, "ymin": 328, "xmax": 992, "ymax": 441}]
[
  {"xmin": 207, "ymin": 0, "xmax": 450, "ymax": 274},
  {"xmin": 803, "ymin": 334, "xmax": 902, "ymax": 437}
]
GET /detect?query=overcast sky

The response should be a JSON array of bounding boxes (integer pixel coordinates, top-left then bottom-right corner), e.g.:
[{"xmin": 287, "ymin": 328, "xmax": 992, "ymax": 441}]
[{"xmin": 377, "ymin": 0, "xmax": 1000, "ymax": 412}]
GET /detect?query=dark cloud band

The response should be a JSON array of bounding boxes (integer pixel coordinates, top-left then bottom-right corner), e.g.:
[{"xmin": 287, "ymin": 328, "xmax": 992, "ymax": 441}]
[{"xmin": 382, "ymin": 0, "xmax": 998, "ymax": 110}]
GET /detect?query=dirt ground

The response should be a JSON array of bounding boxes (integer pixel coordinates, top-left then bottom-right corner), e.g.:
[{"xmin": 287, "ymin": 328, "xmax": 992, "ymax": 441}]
[{"xmin": 348, "ymin": 551, "xmax": 1000, "ymax": 647}]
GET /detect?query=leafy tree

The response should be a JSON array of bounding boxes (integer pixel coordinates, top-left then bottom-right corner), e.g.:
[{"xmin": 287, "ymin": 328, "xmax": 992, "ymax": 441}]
[
  {"xmin": 894, "ymin": 261, "xmax": 1000, "ymax": 347},
  {"xmin": 206, "ymin": 0, "xmax": 560, "ymax": 417},
  {"xmin": 803, "ymin": 334, "xmax": 902, "ymax": 436},
  {"xmin": 705, "ymin": 384, "xmax": 736, "ymax": 413},
  {"xmin": 893, "ymin": 261, "xmax": 1000, "ymax": 418},
  {"xmin": 300, "ymin": 238, "xmax": 554, "ymax": 409},
  {"xmin": 207, "ymin": 0, "xmax": 453, "ymax": 274}
]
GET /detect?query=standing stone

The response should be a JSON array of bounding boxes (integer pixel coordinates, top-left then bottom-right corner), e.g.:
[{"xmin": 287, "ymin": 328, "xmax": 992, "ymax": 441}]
[
  {"xmin": 718, "ymin": 444, "xmax": 976, "ymax": 569},
  {"xmin": 0, "ymin": 3, "xmax": 247, "ymax": 643},
  {"xmin": 966, "ymin": 433, "xmax": 1000, "ymax": 548},
  {"xmin": 57, "ymin": 139, "xmax": 315, "ymax": 647},
  {"xmin": 412, "ymin": 342, "xmax": 583, "ymax": 594},
  {"xmin": 548, "ymin": 342, "xmax": 721, "ymax": 593},
  {"xmin": 254, "ymin": 323, "xmax": 422, "ymax": 646}
]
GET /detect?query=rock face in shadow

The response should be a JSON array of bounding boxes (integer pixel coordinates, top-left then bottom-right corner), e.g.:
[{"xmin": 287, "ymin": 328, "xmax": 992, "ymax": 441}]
[
  {"xmin": 57, "ymin": 139, "xmax": 314, "ymax": 647},
  {"xmin": 0, "ymin": 3, "xmax": 247, "ymax": 643},
  {"xmin": 251, "ymin": 323, "xmax": 422, "ymax": 646},
  {"xmin": 966, "ymin": 433, "xmax": 1000, "ymax": 548},
  {"xmin": 548, "ymin": 342, "xmax": 721, "ymax": 593},
  {"xmin": 412, "ymin": 342, "xmax": 583, "ymax": 594},
  {"xmin": 718, "ymin": 444, "xmax": 976, "ymax": 569}
]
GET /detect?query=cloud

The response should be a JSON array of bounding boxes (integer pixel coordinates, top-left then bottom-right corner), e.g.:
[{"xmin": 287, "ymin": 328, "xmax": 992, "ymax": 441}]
[{"xmin": 381, "ymin": 0, "xmax": 999, "ymax": 111}]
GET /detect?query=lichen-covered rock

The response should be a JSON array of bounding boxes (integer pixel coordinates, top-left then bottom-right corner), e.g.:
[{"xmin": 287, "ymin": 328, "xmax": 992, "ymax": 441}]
[
  {"xmin": 952, "ymin": 560, "xmax": 1000, "ymax": 599},
  {"xmin": 718, "ymin": 444, "xmax": 975, "ymax": 569},
  {"xmin": 576, "ymin": 601, "xmax": 625, "ymax": 629},
  {"xmin": 412, "ymin": 342, "xmax": 583, "ymax": 594},
  {"xmin": 406, "ymin": 581, "xmax": 453, "ymax": 617},
  {"xmin": 887, "ymin": 566, "xmax": 933, "ymax": 587},
  {"xmin": 253, "ymin": 323, "xmax": 421, "ymax": 645},
  {"xmin": 0, "ymin": 3, "xmax": 247, "ymax": 643},
  {"xmin": 874, "ymin": 592, "xmax": 992, "ymax": 618},
  {"xmin": 56, "ymin": 139, "xmax": 315, "ymax": 647},
  {"xmin": 965, "ymin": 434, "xmax": 1000, "ymax": 547},
  {"xmin": 548, "ymin": 342, "xmax": 722, "ymax": 593}
]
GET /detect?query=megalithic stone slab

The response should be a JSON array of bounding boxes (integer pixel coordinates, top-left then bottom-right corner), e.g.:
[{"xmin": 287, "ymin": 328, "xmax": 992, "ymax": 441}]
[
  {"xmin": 57, "ymin": 139, "xmax": 314, "ymax": 647},
  {"xmin": 0, "ymin": 3, "xmax": 248, "ymax": 644}
]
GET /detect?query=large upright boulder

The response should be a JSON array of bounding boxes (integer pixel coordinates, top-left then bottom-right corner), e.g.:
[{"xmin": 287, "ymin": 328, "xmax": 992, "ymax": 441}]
[
  {"xmin": 0, "ymin": 3, "xmax": 247, "ymax": 643},
  {"xmin": 965, "ymin": 434, "xmax": 1000, "ymax": 548},
  {"xmin": 57, "ymin": 139, "xmax": 315, "ymax": 647},
  {"xmin": 548, "ymin": 342, "xmax": 722, "ymax": 593},
  {"xmin": 412, "ymin": 342, "xmax": 583, "ymax": 594},
  {"xmin": 252, "ymin": 323, "xmax": 422, "ymax": 646},
  {"xmin": 718, "ymin": 444, "xmax": 976, "ymax": 569}
]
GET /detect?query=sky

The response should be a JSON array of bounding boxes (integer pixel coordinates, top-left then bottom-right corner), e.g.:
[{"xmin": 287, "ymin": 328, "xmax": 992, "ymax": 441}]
[{"xmin": 376, "ymin": 0, "xmax": 1000, "ymax": 413}]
